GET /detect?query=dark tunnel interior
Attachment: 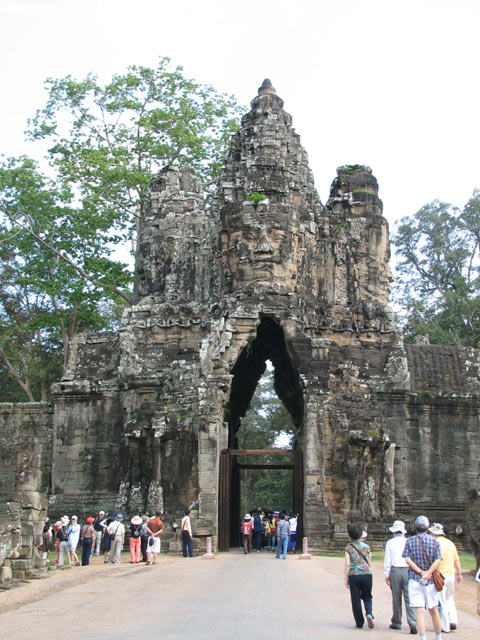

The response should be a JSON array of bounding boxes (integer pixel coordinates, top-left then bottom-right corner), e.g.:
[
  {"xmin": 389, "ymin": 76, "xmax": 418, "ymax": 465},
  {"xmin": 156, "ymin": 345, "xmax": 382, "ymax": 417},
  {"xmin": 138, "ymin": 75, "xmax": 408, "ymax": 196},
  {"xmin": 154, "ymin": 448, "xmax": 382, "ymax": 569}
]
[{"xmin": 225, "ymin": 317, "xmax": 304, "ymax": 447}]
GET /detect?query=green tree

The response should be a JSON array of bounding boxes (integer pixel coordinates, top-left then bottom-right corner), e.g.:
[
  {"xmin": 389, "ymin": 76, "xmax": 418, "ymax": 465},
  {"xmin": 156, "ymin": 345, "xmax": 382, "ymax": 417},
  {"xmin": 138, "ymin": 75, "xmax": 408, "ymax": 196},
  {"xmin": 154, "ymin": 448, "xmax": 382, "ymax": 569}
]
[
  {"xmin": 0, "ymin": 156, "xmax": 130, "ymax": 399},
  {"xmin": 236, "ymin": 369, "xmax": 295, "ymax": 514},
  {"xmin": 26, "ymin": 57, "xmax": 242, "ymax": 282},
  {"xmin": 392, "ymin": 191, "xmax": 480, "ymax": 347},
  {"xmin": 0, "ymin": 60, "xmax": 242, "ymax": 399}
]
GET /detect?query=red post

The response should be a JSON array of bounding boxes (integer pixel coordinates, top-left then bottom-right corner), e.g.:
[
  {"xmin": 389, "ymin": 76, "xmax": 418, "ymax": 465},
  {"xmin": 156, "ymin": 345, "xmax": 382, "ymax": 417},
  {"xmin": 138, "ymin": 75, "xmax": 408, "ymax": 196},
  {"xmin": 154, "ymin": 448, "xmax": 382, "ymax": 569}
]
[
  {"xmin": 201, "ymin": 536, "xmax": 216, "ymax": 559},
  {"xmin": 298, "ymin": 536, "xmax": 312, "ymax": 560}
]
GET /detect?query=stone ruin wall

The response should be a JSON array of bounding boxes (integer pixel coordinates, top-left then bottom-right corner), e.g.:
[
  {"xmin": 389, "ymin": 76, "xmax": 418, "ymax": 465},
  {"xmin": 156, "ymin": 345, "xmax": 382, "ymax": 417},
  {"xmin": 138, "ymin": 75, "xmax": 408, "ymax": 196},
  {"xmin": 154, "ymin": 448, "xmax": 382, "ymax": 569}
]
[
  {"xmin": 1, "ymin": 80, "xmax": 480, "ymax": 572},
  {"xmin": 0, "ymin": 403, "xmax": 52, "ymax": 581}
]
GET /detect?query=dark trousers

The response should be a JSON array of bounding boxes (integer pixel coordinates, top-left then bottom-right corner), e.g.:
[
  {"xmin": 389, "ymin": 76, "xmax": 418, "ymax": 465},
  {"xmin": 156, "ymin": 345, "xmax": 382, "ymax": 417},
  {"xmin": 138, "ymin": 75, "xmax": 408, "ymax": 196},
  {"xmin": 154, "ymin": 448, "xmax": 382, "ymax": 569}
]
[
  {"xmin": 81, "ymin": 539, "xmax": 92, "ymax": 566},
  {"xmin": 181, "ymin": 531, "xmax": 193, "ymax": 557},
  {"xmin": 253, "ymin": 531, "xmax": 262, "ymax": 551},
  {"xmin": 141, "ymin": 536, "xmax": 148, "ymax": 562},
  {"xmin": 348, "ymin": 573, "xmax": 373, "ymax": 628}
]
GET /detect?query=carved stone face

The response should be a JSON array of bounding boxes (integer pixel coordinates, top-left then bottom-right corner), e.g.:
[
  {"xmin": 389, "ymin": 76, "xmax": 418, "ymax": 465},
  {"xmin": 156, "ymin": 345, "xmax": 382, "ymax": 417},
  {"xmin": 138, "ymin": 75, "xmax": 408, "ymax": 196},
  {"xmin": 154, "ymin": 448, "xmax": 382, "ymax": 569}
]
[{"xmin": 220, "ymin": 204, "xmax": 292, "ymax": 291}]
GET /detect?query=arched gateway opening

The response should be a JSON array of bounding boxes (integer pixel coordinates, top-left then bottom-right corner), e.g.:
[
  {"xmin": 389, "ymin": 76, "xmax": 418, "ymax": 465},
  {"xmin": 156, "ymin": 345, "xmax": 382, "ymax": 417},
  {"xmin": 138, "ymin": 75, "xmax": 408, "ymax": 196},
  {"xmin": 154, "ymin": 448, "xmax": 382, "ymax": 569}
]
[{"xmin": 218, "ymin": 318, "xmax": 304, "ymax": 550}]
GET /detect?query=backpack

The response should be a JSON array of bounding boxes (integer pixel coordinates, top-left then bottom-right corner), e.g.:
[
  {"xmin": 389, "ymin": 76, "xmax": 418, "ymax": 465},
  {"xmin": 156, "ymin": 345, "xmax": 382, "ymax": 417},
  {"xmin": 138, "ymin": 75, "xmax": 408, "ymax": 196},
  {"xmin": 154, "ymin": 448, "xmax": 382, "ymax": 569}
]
[
  {"xmin": 56, "ymin": 526, "xmax": 68, "ymax": 542},
  {"xmin": 131, "ymin": 523, "xmax": 141, "ymax": 538}
]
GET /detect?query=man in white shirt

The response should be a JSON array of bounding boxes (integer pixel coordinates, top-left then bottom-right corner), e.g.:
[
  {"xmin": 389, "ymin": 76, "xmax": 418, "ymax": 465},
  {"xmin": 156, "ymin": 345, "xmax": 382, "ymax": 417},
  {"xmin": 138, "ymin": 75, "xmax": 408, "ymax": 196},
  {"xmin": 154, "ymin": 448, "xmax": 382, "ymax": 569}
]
[
  {"xmin": 384, "ymin": 520, "xmax": 417, "ymax": 634},
  {"xmin": 107, "ymin": 514, "xmax": 125, "ymax": 564}
]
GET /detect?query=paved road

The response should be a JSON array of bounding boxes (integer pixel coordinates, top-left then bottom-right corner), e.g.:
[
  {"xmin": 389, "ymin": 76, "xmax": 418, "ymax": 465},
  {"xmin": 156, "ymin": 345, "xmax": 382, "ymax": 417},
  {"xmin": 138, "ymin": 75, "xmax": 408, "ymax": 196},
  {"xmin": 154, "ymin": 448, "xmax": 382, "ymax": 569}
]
[{"xmin": 2, "ymin": 549, "xmax": 480, "ymax": 639}]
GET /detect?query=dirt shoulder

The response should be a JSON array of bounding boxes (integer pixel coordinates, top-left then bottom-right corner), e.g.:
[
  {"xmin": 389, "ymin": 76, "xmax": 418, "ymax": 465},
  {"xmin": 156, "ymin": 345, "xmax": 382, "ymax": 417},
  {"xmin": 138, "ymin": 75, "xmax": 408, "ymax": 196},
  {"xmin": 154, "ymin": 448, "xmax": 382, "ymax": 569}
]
[{"xmin": 0, "ymin": 553, "xmax": 171, "ymax": 614}]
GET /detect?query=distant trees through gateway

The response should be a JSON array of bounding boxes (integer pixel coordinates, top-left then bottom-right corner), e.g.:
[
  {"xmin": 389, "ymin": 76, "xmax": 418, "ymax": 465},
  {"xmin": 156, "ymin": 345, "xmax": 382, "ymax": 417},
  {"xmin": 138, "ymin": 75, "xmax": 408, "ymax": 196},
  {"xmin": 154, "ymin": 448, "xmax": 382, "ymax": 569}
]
[{"xmin": 236, "ymin": 364, "xmax": 295, "ymax": 516}]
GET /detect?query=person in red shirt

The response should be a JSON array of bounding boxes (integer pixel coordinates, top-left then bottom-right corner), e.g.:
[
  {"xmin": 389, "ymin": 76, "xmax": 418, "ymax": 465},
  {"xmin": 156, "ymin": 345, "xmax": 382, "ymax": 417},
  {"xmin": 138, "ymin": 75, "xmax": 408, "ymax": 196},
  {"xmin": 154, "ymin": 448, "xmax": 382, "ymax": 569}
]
[{"xmin": 146, "ymin": 512, "xmax": 164, "ymax": 564}]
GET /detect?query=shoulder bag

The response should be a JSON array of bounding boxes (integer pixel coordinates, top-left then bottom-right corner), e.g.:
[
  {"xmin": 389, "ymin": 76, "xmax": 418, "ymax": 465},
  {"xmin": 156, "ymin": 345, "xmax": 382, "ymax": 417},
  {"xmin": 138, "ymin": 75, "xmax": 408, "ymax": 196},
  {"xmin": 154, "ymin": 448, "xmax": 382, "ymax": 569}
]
[
  {"xmin": 416, "ymin": 535, "xmax": 445, "ymax": 591},
  {"xmin": 350, "ymin": 543, "xmax": 370, "ymax": 568}
]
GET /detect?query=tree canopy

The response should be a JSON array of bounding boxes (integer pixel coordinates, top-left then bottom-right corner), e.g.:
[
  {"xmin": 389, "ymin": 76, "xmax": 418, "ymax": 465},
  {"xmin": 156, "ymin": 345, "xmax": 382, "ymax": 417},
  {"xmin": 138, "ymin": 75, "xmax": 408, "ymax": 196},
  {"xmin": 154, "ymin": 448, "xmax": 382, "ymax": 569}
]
[
  {"xmin": 0, "ymin": 58, "xmax": 242, "ymax": 400},
  {"xmin": 392, "ymin": 190, "xmax": 480, "ymax": 347}
]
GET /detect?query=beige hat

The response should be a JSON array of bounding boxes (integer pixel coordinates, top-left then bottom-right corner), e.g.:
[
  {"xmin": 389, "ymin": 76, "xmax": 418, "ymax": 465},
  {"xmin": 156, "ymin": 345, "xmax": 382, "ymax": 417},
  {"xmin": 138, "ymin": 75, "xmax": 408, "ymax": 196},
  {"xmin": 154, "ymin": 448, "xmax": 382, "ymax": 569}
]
[
  {"xmin": 389, "ymin": 520, "xmax": 407, "ymax": 534},
  {"xmin": 131, "ymin": 515, "xmax": 142, "ymax": 525},
  {"xmin": 244, "ymin": 513, "xmax": 251, "ymax": 520},
  {"xmin": 429, "ymin": 522, "xmax": 445, "ymax": 535}
]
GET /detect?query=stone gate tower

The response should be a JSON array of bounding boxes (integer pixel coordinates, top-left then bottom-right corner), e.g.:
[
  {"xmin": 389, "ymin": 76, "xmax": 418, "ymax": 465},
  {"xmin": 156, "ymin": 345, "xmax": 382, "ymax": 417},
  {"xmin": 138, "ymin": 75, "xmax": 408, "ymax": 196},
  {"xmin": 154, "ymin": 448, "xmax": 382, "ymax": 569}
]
[{"xmin": 44, "ymin": 80, "xmax": 480, "ymax": 551}]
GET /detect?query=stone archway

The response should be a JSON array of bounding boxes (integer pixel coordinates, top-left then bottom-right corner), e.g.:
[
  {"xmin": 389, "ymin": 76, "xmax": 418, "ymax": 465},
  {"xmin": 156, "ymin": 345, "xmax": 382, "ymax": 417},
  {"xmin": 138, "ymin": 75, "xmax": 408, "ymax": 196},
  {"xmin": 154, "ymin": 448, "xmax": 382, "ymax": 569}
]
[{"xmin": 217, "ymin": 317, "xmax": 304, "ymax": 550}]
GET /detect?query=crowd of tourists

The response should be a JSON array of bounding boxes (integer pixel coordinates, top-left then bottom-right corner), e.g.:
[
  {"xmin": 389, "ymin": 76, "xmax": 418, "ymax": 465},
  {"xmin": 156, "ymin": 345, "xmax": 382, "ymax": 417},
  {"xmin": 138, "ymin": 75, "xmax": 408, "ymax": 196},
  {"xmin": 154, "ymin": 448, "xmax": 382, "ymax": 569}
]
[
  {"xmin": 39, "ymin": 507, "xmax": 480, "ymax": 635},
  {"xmin": 241, "ymin": 509, "xmax": 298, "ymax": 558},
  {"xmin": 40, "ymin": 508, "xmax": 195, "ymax": 566},
  {"xmin": 344, "ymin": 515, "xmax": 480, "ymax": 638}
]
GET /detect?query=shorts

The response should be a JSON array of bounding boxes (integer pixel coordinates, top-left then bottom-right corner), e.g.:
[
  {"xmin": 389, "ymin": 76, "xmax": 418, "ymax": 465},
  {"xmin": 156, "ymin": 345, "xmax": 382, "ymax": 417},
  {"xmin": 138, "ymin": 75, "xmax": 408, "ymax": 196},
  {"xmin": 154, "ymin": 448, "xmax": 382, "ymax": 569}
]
[
  {"xmin": 408, "ymin": 579, "xmax": 439, "ymax": 609},
  {"xmin": 148, "ymin": 537, "xmax": 161, "ymax": 554}
]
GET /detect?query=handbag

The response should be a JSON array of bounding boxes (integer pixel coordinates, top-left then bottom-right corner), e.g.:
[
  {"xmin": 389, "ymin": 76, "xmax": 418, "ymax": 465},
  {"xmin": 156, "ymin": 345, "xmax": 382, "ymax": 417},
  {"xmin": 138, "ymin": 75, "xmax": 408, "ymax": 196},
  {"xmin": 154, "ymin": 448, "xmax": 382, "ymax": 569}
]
[{"xmin": 416, "ymin": 536, "xmax": 445, "ymax": 591}]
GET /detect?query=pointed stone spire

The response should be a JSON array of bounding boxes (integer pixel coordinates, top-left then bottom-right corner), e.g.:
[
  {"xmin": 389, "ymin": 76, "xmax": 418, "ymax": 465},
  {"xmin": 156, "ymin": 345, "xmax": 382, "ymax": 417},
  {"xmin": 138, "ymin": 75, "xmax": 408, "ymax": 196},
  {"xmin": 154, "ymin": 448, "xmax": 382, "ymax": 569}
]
[{"xmin": 258, "ymin": 78, "xmax": 276, "ymax": 95}]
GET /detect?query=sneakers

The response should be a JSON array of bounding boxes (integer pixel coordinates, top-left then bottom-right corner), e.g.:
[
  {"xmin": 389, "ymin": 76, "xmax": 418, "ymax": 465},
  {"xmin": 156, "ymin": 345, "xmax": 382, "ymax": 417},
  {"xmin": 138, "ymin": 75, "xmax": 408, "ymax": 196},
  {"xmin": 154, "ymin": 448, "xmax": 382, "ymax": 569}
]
[
  {"xmin": 389, "ymin": 625, "xmax": 401, "ymax": 630},
  {"xmin": 409, "ymin": 626, "xmax": 417, "ymax": 634},
  {"xmin": 366, "ymin": 615, "xmax": 374, "ymax": 629}
]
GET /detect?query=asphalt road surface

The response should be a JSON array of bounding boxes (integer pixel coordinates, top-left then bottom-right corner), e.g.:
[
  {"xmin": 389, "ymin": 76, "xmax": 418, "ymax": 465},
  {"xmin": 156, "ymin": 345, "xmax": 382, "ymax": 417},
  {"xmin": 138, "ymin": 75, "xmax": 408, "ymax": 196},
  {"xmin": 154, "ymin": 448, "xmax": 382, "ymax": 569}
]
[{"xmin": 2, "ymin": 549, "xmax": 480, "ymax": 639}]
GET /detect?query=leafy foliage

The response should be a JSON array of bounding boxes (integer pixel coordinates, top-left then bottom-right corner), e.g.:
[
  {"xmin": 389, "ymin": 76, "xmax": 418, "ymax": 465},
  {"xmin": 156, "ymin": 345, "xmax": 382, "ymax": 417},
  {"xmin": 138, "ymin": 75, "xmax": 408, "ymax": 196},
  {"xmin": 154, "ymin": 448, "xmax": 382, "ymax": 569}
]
[
  {"xmin": 27, "ymin": 57, "xmax": 242, "ymax": 223},
  {"xmin": 0, "ymin": 60, "xmax": 242, "ymax": 399},
  {"xmin": 0, "ymin": 156, "xmax": 130, "ymax": 400},
  {"xmin": 392, "ymin": 191, "xmax": 480, "ymax": 347},
  {"xmin": 236, "ymin": 368, "xmax": 295, "ymax": 514}
]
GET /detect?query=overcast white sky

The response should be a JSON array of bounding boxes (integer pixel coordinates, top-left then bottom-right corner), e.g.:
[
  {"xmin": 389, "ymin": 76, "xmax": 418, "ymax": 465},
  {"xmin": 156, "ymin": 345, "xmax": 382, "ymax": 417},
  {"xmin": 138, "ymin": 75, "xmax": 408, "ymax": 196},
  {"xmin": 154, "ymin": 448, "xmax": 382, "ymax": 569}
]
[{"xmin": 1, "ymin": 0, "xmax": 479, "ymax": 231}]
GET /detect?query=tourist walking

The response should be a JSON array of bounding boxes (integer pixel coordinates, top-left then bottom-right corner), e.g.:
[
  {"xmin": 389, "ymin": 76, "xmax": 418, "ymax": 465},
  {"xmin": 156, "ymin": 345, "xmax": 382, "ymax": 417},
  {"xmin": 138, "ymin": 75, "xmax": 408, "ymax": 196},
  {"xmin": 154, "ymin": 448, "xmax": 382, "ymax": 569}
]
[
  {"xmin": 265, "ymin": 515, "xmax": 275, "ymax": 551},
  {"xmin": 107, "ymin": 514, "xmax": 125, "ymax": 564},
  {"xmin": 275, "ymin": 512, "xmax": 290, "ymax": 560},
  {"xmin": 140, "ymin": 515, "xmax": 149, "ymax": 562},
  {"xmin": 129, "ymin": 515, "xmax": 142, "ymax": 563},
  {"xmin": 429, "ymin": 522, "xmax": 462, "ymax": 632},
  {"xmin": 181, "ymin": 508, "xmax": 194, "ymax": 558},
  {"xmin": 103, "ymin": 516, "xmax": 113, "ymax": 563},
  {"xmin": 93, "ymin": 510, "xmax": 106, "ymax": 555},
  {"xmin": 289, "ymin": 513, "xmax": 298, "ymax": 553},
  {"xmin": 344, "ymin": 524, "xmax": 374, "ymax": 629},
  {"xmin": 241, "ymin": 513, "xmax": 253, "ymax": 554},
  {"xmin": 80, "ymin": 517, "xmax": 95, "ymax": 566},
  {"xmin": 68, "ymin": 515, "xmax": 81, "ymax": 566},
  {"xmin": 252, "ymin": 510, "xmax": 263, "ymax": 552},
  {"xmin": 384, "ymin": 519, "xmax": 417, "ymax": 633},
  {"xmin": 402, "ymin": 515, "xmax": 442, "ymax": 640},
  {"xmin": 41, "ymin": 517, "xmax": 52, "ymax": 561},
  {"xmin": 56, "ymin": 516, "xmax": 71, "ymax": 566},
  {"xmin": 146, "ymin": 511, "xmax": 164, "ymax": 564}
]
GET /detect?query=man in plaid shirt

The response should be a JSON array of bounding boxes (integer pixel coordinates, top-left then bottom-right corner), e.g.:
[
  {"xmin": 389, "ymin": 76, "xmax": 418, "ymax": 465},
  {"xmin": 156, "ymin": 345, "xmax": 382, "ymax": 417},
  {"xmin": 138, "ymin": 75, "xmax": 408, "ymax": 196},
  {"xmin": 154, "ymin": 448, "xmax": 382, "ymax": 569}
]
[{"xmin": 402, "ymin": 516, "xmax": 442, "ymax": 640}]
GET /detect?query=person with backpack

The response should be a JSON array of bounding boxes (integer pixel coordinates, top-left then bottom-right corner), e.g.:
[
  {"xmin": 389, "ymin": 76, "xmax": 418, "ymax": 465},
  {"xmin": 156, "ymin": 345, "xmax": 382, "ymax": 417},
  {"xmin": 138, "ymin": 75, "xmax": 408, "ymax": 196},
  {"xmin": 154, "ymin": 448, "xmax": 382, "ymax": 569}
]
[
  {"xmin": 56, "ymin": 516, "xmax": 71, "ymax": 566},
  {"xmin": 129, "ymin": 515, "xmax": 142, "ymax": 563},
  {"xmin": 345, "ymin": 524, "xmax": 374, "ymax": 629},
  {"xmin": 241, "ymin": 514, "xmax": 253, "ymax": 554}
]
